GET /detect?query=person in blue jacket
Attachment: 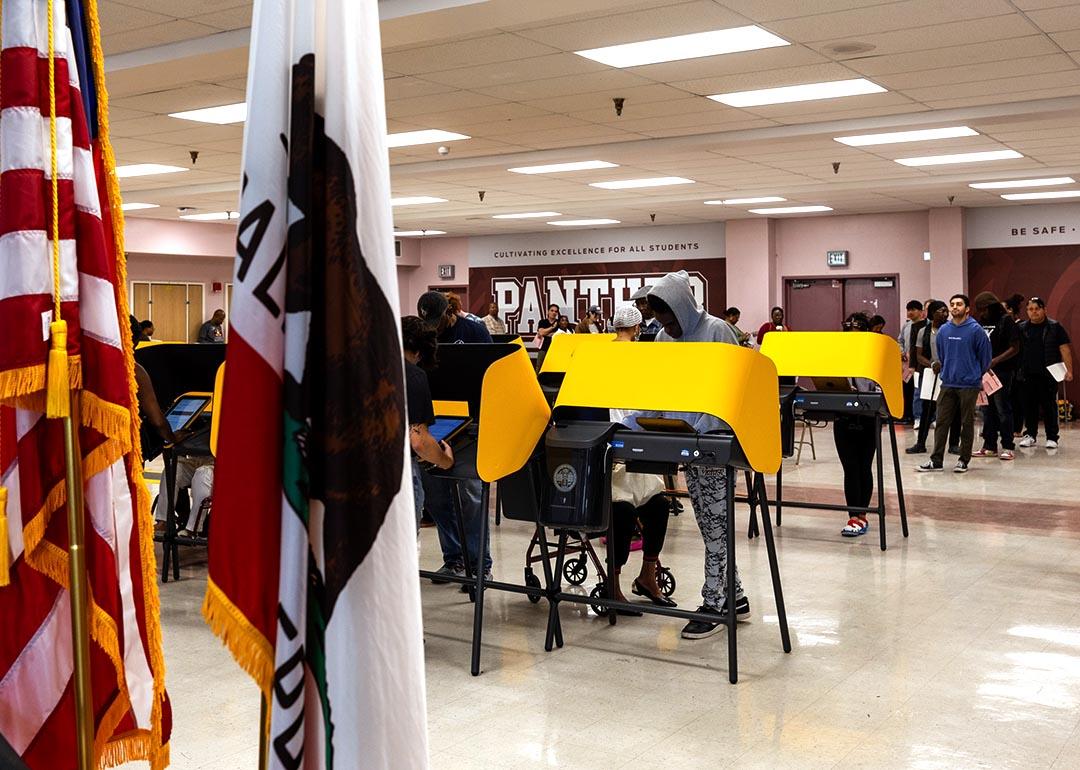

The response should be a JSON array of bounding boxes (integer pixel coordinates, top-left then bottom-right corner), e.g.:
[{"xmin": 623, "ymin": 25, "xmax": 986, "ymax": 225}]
[{"xmin": 918, "ymin": 293, "xmax": 992, "ymax": 473}]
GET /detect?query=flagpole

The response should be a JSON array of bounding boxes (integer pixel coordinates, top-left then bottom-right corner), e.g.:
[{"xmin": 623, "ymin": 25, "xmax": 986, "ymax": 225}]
[
  {"xmin": 62, "ymin": 394, "xmax": 94, "ymax": 770},
  {"xmin": 258, "ymin": 694, "xmax": 269, "ymax": 770}
]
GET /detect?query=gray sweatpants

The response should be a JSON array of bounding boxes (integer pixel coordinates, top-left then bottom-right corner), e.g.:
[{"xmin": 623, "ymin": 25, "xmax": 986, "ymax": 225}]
[{"xmin": 684, "ymin": 465, "xmax": 743, "ymax": 609}]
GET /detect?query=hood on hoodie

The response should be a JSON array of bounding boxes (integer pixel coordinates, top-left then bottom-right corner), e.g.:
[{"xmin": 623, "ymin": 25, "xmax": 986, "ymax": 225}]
[
  {"xmin": 648, "ymin": 270, "xmax": 737, "ymax": 345},
  {"xmin": 648, "ymin": 270, "xmax": 704, "ymax": 338}
]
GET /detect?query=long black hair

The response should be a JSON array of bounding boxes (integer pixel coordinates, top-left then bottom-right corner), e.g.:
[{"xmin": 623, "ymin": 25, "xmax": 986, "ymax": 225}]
[{"xmin": 401, "ymin": 315, "xmax": 438, "ymax": 371}]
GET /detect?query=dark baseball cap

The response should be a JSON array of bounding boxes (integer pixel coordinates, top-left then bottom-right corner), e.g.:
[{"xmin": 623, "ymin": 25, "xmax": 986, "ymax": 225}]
[
  {"xmin": 417, "ymin": 291, "xmax": 449, "ymax": 325},
  {"xmin": 588, "ymin": 304, "xmax": 601, "ymax": 314},
  {"xmin": 630, "ymin": 285, "xmax": 653, "ymax": 301}
]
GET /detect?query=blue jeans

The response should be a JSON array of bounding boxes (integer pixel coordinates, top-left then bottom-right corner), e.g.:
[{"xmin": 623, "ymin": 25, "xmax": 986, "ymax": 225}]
[
  {"xmin": 420, "ymin": 473, "xmax": 492, "ymax": 571},
  {"xmin": 411, "ymin": 458, "xmax": 425, "ymax": 532}
]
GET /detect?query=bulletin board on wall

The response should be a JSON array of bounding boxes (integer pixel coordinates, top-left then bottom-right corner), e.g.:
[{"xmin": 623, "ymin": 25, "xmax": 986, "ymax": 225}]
[
  {"xmin": 968, "ymin": 245, "xmax": 1079, "ymax": 406},
  {"xmin": 468, "ymin": 257, "xmax": 726, "ymax": 339}
]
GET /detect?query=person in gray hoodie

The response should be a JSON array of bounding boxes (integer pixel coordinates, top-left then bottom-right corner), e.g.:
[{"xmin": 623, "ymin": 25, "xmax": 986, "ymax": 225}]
[{"xmin": 644, "ymin": 271, "xmax": 749, "ymax": 639}]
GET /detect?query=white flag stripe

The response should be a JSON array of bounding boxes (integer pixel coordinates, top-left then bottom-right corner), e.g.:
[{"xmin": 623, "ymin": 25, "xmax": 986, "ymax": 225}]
[
  {"xmin": 0, "ymin": 589, "xmax": 73, "ymax": 754},
  {"xmin": 77, "ymin": 272, "xmax": 123, "ymax": 350},
  {"xmin": 0, "ymin": 233, "xmax": 79, "ymax": 302},
  {"xmin": 0, "ymin": 110, "xmax": 74, "ymax": 178},
  {"xmin": 0, "ymin": 0, "xmax": 73, "ymax": 59}
]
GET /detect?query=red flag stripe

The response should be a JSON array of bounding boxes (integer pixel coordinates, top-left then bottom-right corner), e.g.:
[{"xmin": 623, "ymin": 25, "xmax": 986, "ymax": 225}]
[{"xmin": 0, "ymin": 172, "xmax": 78, "ymax": 240}]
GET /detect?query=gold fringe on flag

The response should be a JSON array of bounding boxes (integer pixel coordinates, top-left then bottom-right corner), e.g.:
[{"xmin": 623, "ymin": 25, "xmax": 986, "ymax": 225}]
[{"xmin": 202, "ymin": 577, "xmax": 275, "ymax": 700}]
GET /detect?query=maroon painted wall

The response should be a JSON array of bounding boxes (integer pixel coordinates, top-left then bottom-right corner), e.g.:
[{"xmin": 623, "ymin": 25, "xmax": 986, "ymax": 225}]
[{"xmin": 968, "ymin": 245, "xmax": 1080, "ymax": 405}]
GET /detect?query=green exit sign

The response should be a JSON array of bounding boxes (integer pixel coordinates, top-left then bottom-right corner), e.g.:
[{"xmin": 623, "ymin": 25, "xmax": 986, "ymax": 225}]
[{"xmin": 826, "ymin": 250, "xmax": 848, "ymax": 266}]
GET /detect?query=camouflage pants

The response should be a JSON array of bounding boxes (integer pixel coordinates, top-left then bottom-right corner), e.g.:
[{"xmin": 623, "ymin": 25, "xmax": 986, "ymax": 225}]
[{"xmin": 684, "ymin": 465, "xmax": 743, "ymax": 609}]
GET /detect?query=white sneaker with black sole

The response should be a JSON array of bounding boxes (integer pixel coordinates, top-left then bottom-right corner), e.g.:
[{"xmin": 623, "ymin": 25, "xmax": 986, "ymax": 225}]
[
  {"xmin": 680, "ymin": 597, "xmax": 751, "ymax": 640},
  {"xmin": 954, "ymin": 460, "xmax": 969, "ymax": 473},
  {"xmin": 1018, "ymin": 435, "xmax": 1036, "ymax": 448},
  {"xmin": 917, "ymin": 460, "xmax": 943, "ymax": 472}
]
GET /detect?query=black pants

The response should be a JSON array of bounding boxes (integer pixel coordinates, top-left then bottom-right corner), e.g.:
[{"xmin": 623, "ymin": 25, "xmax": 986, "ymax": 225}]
[
  {"xmin": 902, "ymin": 378, "xmax": 915, "ymax": 421},
  {"xmin": 932, "ymin": 388, "xmax": 979, "ymax": 464},
  {"xmin": 611, "ymin": 494, "xmax": 670, "ymax": 568},
  {"xmin": 833, "ymin": 415, "xmax": 877, "ymax": 510},
  {"xmin": 1023, "ymin": 373, "xmax": 1060, "ymax": 441},
  {"xmin": 915, "ymin": 399, "xmax": 960, "ymax": 449},
  {"xmin": 981, "ymin": 371, "xmax": 1015, "ymax": 451}
]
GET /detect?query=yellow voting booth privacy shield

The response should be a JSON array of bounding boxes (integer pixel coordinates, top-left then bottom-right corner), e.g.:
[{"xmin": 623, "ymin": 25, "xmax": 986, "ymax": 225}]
[
  {"xmin": 539, "ymin": 332, "xmax": 616, "ymax": 374},
  {"xmin": 759, "ymin": 331, "xmax": 904, "ymax": 419},
  {"xmin": 477, "ymin": 346, "xmax": 551, "ymax": 482},
  {"xmin": 554, "ymin": 342, "xmax": 782, "ymax": 474}
]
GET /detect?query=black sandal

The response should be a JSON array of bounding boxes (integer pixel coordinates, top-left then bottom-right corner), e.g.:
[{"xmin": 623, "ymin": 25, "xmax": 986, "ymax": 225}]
[{"xmin": 632, "ymin": 579, "xmax": 677, "ymax": 607}]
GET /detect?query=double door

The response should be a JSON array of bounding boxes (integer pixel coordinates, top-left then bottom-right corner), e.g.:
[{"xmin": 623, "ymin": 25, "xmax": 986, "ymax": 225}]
[
  {"xmin": 131, "ymin": 282, "xmax": 205, "ymax": 343},
  {"xmin": 783, "ymin": 276, "xmax": 899, "ymax": 334}
]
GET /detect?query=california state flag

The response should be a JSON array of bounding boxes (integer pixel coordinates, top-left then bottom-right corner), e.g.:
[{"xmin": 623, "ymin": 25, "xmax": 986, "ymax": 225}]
[{"xmin": 202, "ymin": 0, "xmax": 427, "ymax": 767}]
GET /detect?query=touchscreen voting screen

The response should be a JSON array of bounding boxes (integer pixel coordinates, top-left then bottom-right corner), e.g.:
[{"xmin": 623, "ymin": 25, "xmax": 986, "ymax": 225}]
[
  {"xmin": 428, "ymin": 417, "xmax": 470, "ymax": 443},
  {"xmin": 165, "ymin": 396, "xmax": 210, "ymax": 432}
]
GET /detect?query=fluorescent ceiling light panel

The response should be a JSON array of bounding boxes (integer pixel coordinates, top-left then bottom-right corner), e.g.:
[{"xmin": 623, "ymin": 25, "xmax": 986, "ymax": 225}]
[
  {"xmin": 969, "ymin": 177, "xmax": 1075, "ymax": 190},
  {"xmin": 386, "ymin": 129, "xmax": 470, "ymax": 148},
  {"xmin": 394, "ymin": 230, "xmax": 447, "ymax": 236},
  {"xmin": 575, "ymin": 25, "xmax": 788, "ymax": 68},
  {"xmin": 548, "ymin": 219, "xmax": 620, "ymax": 226},
  {"xmin": 710, "ymin": 78, "xmax": 885, "ymax": 107},
  {"xmin": 834, "ymin": 126, "xmax": 977, "ymax": 146},
  {"xmin": 492, "ymin": 211, "xmax": 561, "ymax": 219},
  {"xmin": 169, "ymin": 102, "xmax": 248, "ymax": 124},
  {"xmin": 590, "ymin": 176, "xmax": 694, "ymax": 190},
  {"xmin": 508, "ymin": 160, "xmax": 617, "ymax": 175},
  {"xmin": 115, "ymin": 163, "xmax": 189, "ymax": 178},
  {"xmin": 390, "ymin": 196, "xmax": 448, "ymax": 206},
  {"xmin": 705, "ymin": 196, "xmax": 786, "ymax": 205},
  {"xmin": 120, "ymin": 202, "xmax": 159, "ymax": 211},
  {"xmin": 748, "ymin": 205, "xmax": 833, "ymax": 214},
  {"xmin": 180, "ymin": 211, "xmax": 240, "ymax": 221},
  {"xmin": 895, "ymin": 149, "xmax": 1022, "ymax": 167},
  {"xmin": 1000, "ymin": 190, "xmax": 1080, "ymax": 201}
]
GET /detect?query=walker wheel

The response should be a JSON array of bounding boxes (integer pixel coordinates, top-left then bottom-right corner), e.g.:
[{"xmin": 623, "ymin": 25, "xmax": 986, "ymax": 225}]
[
  {"xmin": 525, "ymin": 571, "xmax": 542, "ymax": 603},
  {"xmin": 563, "ymin": 557, "xmax": 588, "ymax": 585},
  {"xmin": 589, "ymin": 584, "xmax": 608, "ymax": 617},
  {"xmin": 657, "ymin": 567, "xmax": 676, "ymax": 597}
]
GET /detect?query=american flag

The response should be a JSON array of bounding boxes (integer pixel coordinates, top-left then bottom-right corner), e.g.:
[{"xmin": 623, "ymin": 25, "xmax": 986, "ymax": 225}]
[{"xmin": 0, "ymin": 0, "xmax": 169, "ymax": 767}]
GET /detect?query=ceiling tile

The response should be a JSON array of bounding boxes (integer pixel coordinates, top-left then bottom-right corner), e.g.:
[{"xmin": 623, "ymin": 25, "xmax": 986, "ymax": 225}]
[
  {"xmin": 474, "ymin": 69, "xmax": 656, "ymax": 102},
  {"xmin": 876, "ymin": 54, "xmax": 1079, "ymax": 91},
  {"xmin": 114, "ymin": 83, "xmax": 247, "ymax": 114},
  {"xmin": 843, "ymin": 36, "xmax": 1061, "ymax": 77},
  {"xmin": 417, "ymin": 53, "xmax": 609, "ymax": 90},
  {"xmin": 806, "ymin": 15, "xmax": 1042, "ymax": 59},
  {"xmin": 1051, "ymin": 29, "xmax": 1080, "ymax": 50},
  {"xmin": 902, "ymin": 69, "xmax": 1080, "ymax": 102},
  {"xmin": 99, "ymin": 2, "xmax": 172, "ymax": 35},
  {"xmin": 671, "ymin": 62, "xmax": 864, "ymax": 96},
  {"xmin": 101, "ymin": 19, "xmax": 222, "ymax": 56},
  {"xmin": 382, "ymin": 33, "xmax": 561, "ymax": 75},
  {"xmin": 624, "ymin": 44, "xmax": 829, "ymax": 83},
  {"xmin": 524, "ymin": 83, "xmax": 693, "ymax": 114},
  {"xmin": 384, "ymin": 76, "xmax": 458, "ymax": 101},
  {"xmin": 765, "ymin": 0, "xmax": 1016, "ymax": 43},
  {"xmin": 511, "ymin": 0, "xmax": 749, "ymax": 51},
  {"xmin": 716, "ymin": 0, "xmax": 902, "ymax": 22},
  {"xmin": 1027, "ymin": 5, "xmax": 1080, "ymax": 33},
  {"xmin": 189, "ymin": 4, "xmax": 252, "ymax": 32},
  {"xmin": 386, "ymin": 90, "xmax": 504, "ymax": 119}
]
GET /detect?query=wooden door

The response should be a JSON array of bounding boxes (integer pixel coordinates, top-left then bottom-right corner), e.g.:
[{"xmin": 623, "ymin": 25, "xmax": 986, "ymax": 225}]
[
  {"xmin": 784, "ymin": 278, "xmax": 844, "ymax": 332},
  {"xmin": 151, "ymin": 284, "xmax": 189, "ymax": 342},
  {"xmin": 132, "ymin": 283, "xmax": 150, "ymax": 325},
  {"xmin": 844, "ymin": 277, "xmax": 900, "ymax": 335},
  {"xmin": 188, "ymin": 284, "xmax": 206, "ymax": 343}
]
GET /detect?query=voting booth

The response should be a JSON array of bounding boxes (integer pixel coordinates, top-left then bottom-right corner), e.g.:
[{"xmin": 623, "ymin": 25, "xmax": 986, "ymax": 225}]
[{"xmin": 760, "ymin": 332, "xmax": 909, "ymax": 551}]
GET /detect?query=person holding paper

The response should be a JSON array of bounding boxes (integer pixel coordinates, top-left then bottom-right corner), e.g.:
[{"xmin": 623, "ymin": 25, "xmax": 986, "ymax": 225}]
[
  {"xmin": 907, "ymin": 301, "xmax": 960, "ymax": 455},
  {"xmin": 1017, "ymin": 297, "xmax": 1073, "ymax": 449},
  {"xmin": 918, "ymin": 294, "xmax": 992, "ymax": 474},
  {"xmin": 972, "ymin": 292, "xmax": 1019, "ymax": 461}
]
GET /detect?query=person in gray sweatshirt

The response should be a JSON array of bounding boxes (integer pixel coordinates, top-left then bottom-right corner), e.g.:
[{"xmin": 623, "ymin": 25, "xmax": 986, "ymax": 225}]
[{"xmin": 645, "ymin": 271, "xmax": 748, "ymax": 639}]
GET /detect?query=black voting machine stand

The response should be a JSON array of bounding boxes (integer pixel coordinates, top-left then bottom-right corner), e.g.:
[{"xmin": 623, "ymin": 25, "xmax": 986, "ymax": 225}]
[
  {"xmin": 741, "ymin": 383, "xmax": 909, "ymax": 552},
  {"xmin": 418, "ymin": 343, "xmax": 551, "ymax": 676},
  {"xmin": 135, "ymin": 343, "xmax": 226, "ymax": 582}
]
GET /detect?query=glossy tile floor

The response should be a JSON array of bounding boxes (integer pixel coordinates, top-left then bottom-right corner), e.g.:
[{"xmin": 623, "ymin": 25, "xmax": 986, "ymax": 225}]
[{"xmin": 134, "ymin": 423, "xmax": 1080, "ymax": 769}]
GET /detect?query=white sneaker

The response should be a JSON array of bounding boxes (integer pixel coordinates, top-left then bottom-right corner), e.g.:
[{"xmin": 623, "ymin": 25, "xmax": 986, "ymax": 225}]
[
  {"xmin": 913, "ymin": 419, "xmax": 921, "ymax": 429},
  {"xmin": 1046, "ymin": 439, "xmax": 1058, "ymax": 449},
  {"xmin": 1018, "ymin": 435, "xmax": 1036, "ymax": 448}
]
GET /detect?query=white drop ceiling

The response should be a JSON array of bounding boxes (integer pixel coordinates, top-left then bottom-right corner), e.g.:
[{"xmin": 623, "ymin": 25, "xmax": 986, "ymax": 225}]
[{"xmin": 102, "ymin": 0, "xmax": 1080, "ymax": 235}]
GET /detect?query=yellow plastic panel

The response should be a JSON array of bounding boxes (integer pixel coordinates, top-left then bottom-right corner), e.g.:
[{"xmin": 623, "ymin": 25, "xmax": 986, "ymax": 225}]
[
  {"xmin": 477, "ymin": 346, "xmax": 551, "ymax": 482},
  {"xmin": 432, "ymin": 400, "xmax": 470, "ymax": 417},
  {"xmin": 538, "ymin": 333, "xmax": 616, "ymax": 374},
  {"xmin": 210, "ymin": 364, "xmax": 225, "ymax": 456},
  {"xmin": 554, "ymin": 343, "xmax": 781, "ymax": 473},
  {"xmin": 759, "ymin": 331, "xmax": 903, "ymax": 418}
]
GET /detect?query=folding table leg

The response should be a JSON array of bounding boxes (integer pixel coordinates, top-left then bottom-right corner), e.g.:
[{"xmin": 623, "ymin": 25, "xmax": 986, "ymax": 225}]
[
  {"xmin": 537, "ymin": 527, "xmax": 562, "ymax": 648},
  {"xmin": 775, "ymin": 466, "xmax": 783, "ymax": 527},
  {"xmin": 545, "ymin": 531, "xmax": 569, "ymax": 652},
  {"xmin": 756, "ymin": 474, "xmax": 791, "ymax": 653},
  {"xmin": 745, "ymin": 470, "xmax": 759, "ymax": 540},
  {"xmin": 470, "ymin": 484, "xmax": 489, "ymax": 676},
  {"xmin": 888, "ymin": 419, "xmax": 909, "ymax": 538},
  {"xmin": 875, "ymin": 419, "xmax": 887, "ymax": 551},
  {"xmin": 161, "ymin": 450, "xmax": 178, "ymax": 583},
  {"xmin": 725, "ymin": 466, "xmax": 738, "ymax": 684}
]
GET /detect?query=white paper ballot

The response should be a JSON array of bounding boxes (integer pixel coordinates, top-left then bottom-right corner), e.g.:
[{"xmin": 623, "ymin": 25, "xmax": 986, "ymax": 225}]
[
  {"xmin": 1048, "ymin": 362, "xmax": 1068, "ymax": 382},
  {"xmin": 919, "ymin": 368, "xmax": 940, "ymax": 401}
]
